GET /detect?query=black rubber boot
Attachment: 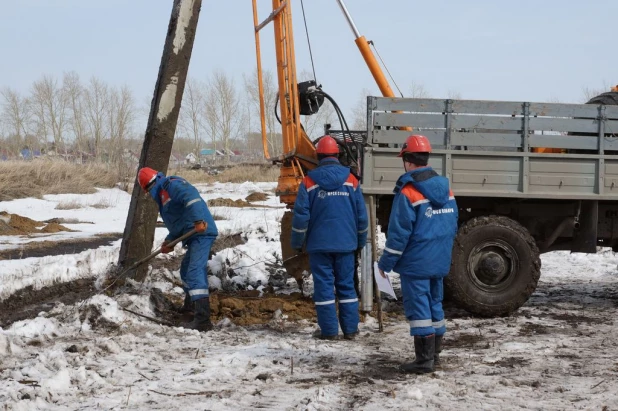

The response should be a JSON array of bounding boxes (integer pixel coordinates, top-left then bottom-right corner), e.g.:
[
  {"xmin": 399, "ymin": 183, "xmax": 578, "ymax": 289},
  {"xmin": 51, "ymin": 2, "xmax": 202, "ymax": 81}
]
[
  {"xmin": 434, "ymin": 335, "xmax": 443, "ymax": 367},
  {"xmin": 183, "ymin": 297, "xmax": 213, "ymax": 332},
  {"xmin": 343, "ymin": 331, "xmax": 359, "ymax": 340},
  {"xmin": 312, "ymin": 329, "xmax": 339, "ymax": 341},
  {"xmin": 177, "ymin": 293, "xmax": 193, "ymax": 314},
  {"xmin": 400, "ymin": 334, "xmax": 435, "ymax": 374}
]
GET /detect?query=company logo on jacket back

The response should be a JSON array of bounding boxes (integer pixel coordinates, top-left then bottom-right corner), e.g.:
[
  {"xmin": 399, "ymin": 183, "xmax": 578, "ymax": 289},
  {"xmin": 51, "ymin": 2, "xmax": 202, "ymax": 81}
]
[
  {"xmin": 318, "ymin": 190, "xmax": 348, "ymax": 199},
  {"xmin": 425, "ymin": 206, "xmax": 455, "ymax": 218}
]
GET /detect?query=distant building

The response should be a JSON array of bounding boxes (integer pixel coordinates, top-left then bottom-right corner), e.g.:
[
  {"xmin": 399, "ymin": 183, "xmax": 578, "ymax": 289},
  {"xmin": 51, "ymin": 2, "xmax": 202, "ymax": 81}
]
[
  {"xmin": 184, "ymin": 152, "xmax": 197, "ymax": 164},
  {"xmin": 169, "ymin": 152, "xmax": 186, "ymax": 167},
  {"xmin": 19, "ymin": 148, "xmax": 42, "ymax": 160},
  {"xmin": 200, "ymin": 148, "xmax": 216, "ymax": 157}
]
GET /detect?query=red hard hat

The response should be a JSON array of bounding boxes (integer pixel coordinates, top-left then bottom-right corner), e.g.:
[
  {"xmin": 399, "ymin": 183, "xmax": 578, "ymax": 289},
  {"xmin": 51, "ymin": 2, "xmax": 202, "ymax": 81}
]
[
  {"xmin": 398, "ymin": 135, "xmax": 432, "ymax": 157},
  {"xmin": 316, "ymin": 135, "xmax": 339, "ymax": 155},
  {"xmin": 138, "ymin": 167, "xmax": 158, "ymax": 190}
]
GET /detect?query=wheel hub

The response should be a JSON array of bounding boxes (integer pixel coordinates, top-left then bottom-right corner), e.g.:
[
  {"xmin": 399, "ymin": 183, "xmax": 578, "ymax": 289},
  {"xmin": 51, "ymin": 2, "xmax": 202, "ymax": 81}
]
[
  {"xmin": 468, "ymin": 241, "xmax": 519, "ymax": 291},
  {"xmin": 476, "ymin": 251, "xmax": 509, "ymax": 285}
]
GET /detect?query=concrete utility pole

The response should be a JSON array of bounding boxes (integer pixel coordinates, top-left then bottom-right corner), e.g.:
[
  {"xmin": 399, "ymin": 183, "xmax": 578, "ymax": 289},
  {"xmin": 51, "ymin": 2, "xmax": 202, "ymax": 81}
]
[{"xmin": 118, "ymin": 0, "xmax": 202, "ymax": 281}]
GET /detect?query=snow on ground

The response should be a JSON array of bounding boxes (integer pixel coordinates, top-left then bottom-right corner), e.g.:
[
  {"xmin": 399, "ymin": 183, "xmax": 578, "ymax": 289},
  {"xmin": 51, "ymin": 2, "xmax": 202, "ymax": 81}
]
[
  {"xmin": 1, "ymin": 259, "xmax": 617, "ymax": 410},
  {"xmin": 1, "ymin": 182, "xmax": 618, "ymax": 409},
  {"xmin": 0, "ymin": 182, "xmax": 285, "ymax": 299}
]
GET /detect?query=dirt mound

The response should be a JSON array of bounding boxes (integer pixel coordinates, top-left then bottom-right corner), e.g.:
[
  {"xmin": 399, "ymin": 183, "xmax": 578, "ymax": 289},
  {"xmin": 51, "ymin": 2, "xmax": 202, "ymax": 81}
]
[
  {"xmin": 208, "ymin": 198, "xmax": 252, "ymax": 207},
  {"xmin": 40, "ymin": 222, "xmax": 75, "ymax": 233},
  {"xmin": 210, "ymin": 292, "xmax": 316, "ymax": 325},
  {"xmin": 152, "ymin": 288, "xmax": 316, "ymax": 327},
  {"xmin": 0, "ymin": 212, "xmax": 73, "ymax": 235},
  {"xmin": 0, "ymin": 219, "xmax": 19, "ymax": 235},
  {"xmin": 245, "ymin": 192, "xmax": 269, "ymax": 202}
]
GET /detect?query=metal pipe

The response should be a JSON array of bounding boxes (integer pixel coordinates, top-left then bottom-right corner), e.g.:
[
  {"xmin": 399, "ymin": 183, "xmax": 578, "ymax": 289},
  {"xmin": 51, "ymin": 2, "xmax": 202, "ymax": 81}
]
[
  {"xmin": 252, "ymin": 0, "xmax": 269, "ymax": 160},
  {"xmin": 334, "ymin": 0, "xmax": 361, "ymax": 38},
  {"xmin": 360, "ymin": 194, "xmax": 374, "ymax": 313},
  {"xmin": 360, "ymin": 243, "xmax": 373, "ymax": 313}
]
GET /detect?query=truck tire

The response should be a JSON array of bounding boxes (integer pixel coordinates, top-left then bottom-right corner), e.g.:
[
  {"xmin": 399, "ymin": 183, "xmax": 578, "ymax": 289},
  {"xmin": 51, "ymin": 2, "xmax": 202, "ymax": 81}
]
[{"xmin": 445, "ymin": 215, "xmax": 541, "ymax": 317}]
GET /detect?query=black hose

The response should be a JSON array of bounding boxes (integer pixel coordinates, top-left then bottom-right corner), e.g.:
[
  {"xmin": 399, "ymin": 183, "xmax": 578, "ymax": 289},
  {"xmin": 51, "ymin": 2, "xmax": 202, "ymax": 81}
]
[
  {"xmin": 319, "ymin": 91, "xmax": 358, "ymax": 165},
  {"xmin": 274, "ymin": 98, "xmax": 281, "ymax": 125}
]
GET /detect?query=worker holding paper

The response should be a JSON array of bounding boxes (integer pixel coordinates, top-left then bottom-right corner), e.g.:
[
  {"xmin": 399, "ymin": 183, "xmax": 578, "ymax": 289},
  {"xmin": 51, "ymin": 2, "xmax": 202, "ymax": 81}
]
[{"xmin": 377, "ymin": 135, "xmax": 458, "ymax": 374}]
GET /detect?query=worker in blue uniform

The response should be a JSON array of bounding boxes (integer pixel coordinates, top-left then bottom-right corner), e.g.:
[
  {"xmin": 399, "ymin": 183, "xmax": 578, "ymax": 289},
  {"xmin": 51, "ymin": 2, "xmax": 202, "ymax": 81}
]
[
  {"xmin": 138, "ymin": 167, "xmax": 218, "ymax": 332},
  {"xmin": 378, "ymin": 135, "xmax": 458, "ymax": 373},
  {"xmin": 291, "ymin": 136, "xmax": 369, "ymax": 340}
]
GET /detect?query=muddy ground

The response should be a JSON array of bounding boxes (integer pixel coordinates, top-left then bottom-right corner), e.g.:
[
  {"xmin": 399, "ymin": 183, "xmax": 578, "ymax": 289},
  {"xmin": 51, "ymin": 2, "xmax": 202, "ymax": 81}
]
[
  {"xmin": 0, "ymin": 231, "xmax": 314, "ymax": 329},
  {"xmin": 0, "ymin": 233, "xmax": 122, "ymax": 260}
]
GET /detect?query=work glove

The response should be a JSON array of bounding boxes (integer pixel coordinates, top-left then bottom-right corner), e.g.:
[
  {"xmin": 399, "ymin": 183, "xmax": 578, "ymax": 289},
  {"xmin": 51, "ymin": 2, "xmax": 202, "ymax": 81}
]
[
  {"xmin": 161, "ymin": 240, "xmax": 173, "ymax": 254},
  {"xmin": 194, "ymin": 220, "xmax": 207, "ymax": 233}
]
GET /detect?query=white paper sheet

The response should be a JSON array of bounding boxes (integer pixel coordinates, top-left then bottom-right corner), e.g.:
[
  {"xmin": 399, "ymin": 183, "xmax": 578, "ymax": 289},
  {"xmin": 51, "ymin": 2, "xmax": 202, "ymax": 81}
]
[{"xmin": 373, "ymin": 261, "xmax": 397, "ymax": 300}]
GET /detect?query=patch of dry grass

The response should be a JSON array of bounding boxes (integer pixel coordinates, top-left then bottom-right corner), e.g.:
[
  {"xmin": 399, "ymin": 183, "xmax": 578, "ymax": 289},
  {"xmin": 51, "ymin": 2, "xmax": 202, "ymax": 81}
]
[
  {"xmin": 91, "ymin": 199, "xmax": 114, "ymax": 209},
  {"xmin": 170, "ymin": 165, "xmax": 280, "ymax": 184},
  {"xmin": 55, "ymin": 198, "xmax": 114, "ymax": 210},
  {"xmin": 55, "ymin": 200, "xmax": 83, "ymax": 210},
  {"xmin": 0, "ymin": 159, "xmax": 119, "ymax": 201}
]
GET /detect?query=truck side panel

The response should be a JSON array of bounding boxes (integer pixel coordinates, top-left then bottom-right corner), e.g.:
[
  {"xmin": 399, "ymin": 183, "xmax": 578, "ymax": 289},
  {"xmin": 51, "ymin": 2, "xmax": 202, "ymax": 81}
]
[{"xmin": 363, "ymin": 97, "xmax": 618, "ymax": 200}]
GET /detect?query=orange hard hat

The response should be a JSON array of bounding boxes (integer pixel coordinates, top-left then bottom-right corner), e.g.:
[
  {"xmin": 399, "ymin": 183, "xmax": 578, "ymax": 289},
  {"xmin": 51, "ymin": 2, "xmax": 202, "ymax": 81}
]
[
  {"xmin": 612, "ymin": 84, "xmax": 618, "ymax": 92},
  {"xmin": 316, "ymin": 135, "xmax": 339, "ymax": 155},
  {"xmin": 398, "ymin": 135, "xmax": 432, "ymax": 157},
  {"xmin": 138, "ymin": 167, "xmax": 158, "ymax": 191}
]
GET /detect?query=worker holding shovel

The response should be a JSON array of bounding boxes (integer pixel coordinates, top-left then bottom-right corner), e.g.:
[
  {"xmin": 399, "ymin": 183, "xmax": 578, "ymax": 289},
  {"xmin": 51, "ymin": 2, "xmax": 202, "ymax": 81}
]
[{"xmin": 138, "ymin": 167, "xmax": 218, "ymax": 332}]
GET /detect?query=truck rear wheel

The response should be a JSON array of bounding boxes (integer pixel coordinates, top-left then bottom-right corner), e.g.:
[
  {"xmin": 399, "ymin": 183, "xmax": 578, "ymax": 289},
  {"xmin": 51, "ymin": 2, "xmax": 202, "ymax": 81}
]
[{"xmin": 445, "ymin": 215, "xmax": 541, "ymax": 317}]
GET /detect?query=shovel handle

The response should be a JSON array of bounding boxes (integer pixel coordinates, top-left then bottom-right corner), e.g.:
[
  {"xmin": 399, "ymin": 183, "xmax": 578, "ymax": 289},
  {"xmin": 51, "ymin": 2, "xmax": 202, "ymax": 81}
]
[{"xmin": 123, "ymin": 228, "xmax": 199, "ymax": 273}]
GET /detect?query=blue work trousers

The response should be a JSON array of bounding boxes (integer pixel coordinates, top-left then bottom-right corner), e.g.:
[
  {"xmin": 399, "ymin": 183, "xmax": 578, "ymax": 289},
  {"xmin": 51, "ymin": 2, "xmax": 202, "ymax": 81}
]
[
  {"xmin": 309, "ymin": 252, "xmax": 359, "ymax": 336},
  {"xmin": 400, "ymin": 275, "xmax": 446, "ymax": 336},
  {"xmin": 180, "ymin": 235, "xmax": 215, "ymax": 301}
]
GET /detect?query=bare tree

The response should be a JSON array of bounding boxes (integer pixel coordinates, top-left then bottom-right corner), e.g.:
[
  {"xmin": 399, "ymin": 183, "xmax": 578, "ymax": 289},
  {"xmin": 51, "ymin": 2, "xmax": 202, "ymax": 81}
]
[
  {"xmin": 0, "ymin": 88, "xmax": 31, "ymax": 150},
  {"xmin": 408, "ymin": 82, "xmax": 431, "ymax": 99},
  {"xmin": 582, "ymin": 82, "xmax": 612, "ymax": 102},
  {"xmin": 210, "ymin": 70, "xmax": 241, "ymax": 163},
  {"xmin": 178, "ymin": 77, "xmax": 206, "ymax": 160},
  {"xmin": 83, "ymin": 77, "xmax": 109, "ymax": 159},
  {"xmin": 31, "ymin": 75, "xmax": 68, "ymax": 151},
  {"xmin": 350, "ymin": 88, "xmax": 373, "ymax": 131},
  {"xmin": 447, "ymin": 90, "xmax": 462, "ymax": 100},
  {"xmin": 203, "ymin": 80, "xmax": 219, "ymax": 156},
  {"xmin": 243, "ymin": 69, "xmax": 282, "ymax": 156},
  {"xmin": 63, "ymin": 72, "xmax": 88, "ymax": 153},
  {"xmin": 107, "ymin": 85, "xmax": 135, "ymax": 164}
]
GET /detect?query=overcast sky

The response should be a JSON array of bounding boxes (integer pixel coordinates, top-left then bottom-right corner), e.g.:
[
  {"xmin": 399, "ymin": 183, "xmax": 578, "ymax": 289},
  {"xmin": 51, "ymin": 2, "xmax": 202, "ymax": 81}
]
[{"xmin": 1, "ymin": 0, "xmax": 616, "ymax": 126}]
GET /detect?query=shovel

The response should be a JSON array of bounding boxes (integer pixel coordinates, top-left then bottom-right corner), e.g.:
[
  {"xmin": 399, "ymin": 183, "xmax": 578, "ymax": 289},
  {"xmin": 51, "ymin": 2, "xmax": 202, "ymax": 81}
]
[{"xmin": 104, "ymin": 228, "xmax": 198, "ymax": 291}]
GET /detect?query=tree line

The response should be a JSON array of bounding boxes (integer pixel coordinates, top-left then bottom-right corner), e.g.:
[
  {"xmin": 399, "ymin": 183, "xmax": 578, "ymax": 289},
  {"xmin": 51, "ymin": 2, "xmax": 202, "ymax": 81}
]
[
  {"xmin": 0, "ymin": 69, "xmax": 338, "ymax": 163},
  {"xmin": 6, "ymin": 68, "xmax": 601, "ymax": 164},
  {"xmin": 0, "ymin": 72, "xmax": 135, "ymax": 162}
]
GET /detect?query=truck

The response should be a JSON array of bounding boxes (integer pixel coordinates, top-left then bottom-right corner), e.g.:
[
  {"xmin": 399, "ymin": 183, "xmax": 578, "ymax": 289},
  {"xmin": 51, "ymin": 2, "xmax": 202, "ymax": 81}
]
[
  {"xmin": 251, "ymin": 1, "xmax": 618, "ymax": 317},
  {"xmin": 358, "ymin": 92, "xmax": 618, "ymax": 316}
]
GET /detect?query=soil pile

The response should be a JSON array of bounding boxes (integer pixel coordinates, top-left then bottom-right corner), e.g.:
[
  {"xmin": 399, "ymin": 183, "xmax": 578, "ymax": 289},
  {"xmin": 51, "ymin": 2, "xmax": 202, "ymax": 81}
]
[
  {"xmin": 0, "ymin": 211, "xmax": 74, "ymax": 235},
  {"xmin": 208, "ymin": 198, "xmax": 252, "ymax": 207},
  {"xmin": 210, "ymin": 292, "xmax": 316, "ymax": 325},
  {"xmin": 245, "ymin": 192, "xmax": 269, "ymax": 202}
]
